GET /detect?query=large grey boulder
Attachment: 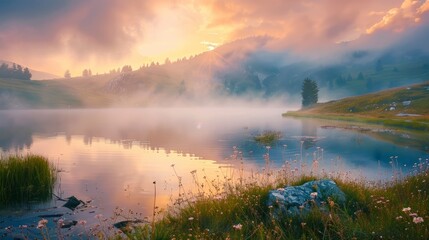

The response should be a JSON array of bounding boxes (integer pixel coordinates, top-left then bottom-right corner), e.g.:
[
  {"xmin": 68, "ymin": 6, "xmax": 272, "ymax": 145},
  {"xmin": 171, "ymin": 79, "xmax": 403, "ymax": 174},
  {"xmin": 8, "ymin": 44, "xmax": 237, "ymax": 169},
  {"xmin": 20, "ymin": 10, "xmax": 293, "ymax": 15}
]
[{"xmin": 267, "ymin": 179, "xmax": 346, "ymax": 216}]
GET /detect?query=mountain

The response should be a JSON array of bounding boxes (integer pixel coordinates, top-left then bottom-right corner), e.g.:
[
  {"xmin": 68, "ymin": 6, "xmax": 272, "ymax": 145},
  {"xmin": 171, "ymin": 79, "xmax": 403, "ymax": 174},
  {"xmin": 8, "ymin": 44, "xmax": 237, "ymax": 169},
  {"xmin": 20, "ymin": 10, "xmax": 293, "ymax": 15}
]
[
  {"xmin": 0, "ymin": 60, "xmax": 60, "ymax": 80},
  {"xmin": 1, "ymin": 27, "xmax": 429, "ymax": 109},
  {"xmin": 97, "ymin": 35, "xmax": 429, "ymax": 104}
]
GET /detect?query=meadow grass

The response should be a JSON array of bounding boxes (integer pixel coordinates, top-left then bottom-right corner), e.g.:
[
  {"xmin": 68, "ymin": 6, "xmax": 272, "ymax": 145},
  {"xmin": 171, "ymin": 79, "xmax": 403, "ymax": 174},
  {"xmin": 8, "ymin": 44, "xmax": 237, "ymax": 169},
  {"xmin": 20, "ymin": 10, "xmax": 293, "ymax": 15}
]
[
  {"xmin": 0, "ymin": 154, "xmax": 56, "ymax": 206},
  {"xmin": 141, "ymin": 160, "xmax": 429, "ymax": 239}
]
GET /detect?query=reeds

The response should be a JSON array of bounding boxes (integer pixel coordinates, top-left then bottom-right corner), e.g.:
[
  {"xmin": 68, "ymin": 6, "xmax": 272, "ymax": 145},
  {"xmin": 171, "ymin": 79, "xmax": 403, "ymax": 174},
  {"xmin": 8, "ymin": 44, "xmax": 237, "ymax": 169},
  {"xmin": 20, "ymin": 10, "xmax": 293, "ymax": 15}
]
[{"xmin": 0, "ymin": 154, "xmax": 56, "ymax": 206}]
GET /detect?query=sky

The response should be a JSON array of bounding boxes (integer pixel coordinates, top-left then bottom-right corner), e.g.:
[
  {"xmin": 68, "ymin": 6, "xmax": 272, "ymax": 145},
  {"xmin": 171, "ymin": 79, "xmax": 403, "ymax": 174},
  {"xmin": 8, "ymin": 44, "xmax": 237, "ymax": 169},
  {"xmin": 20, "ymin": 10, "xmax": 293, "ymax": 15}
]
[{"xmin": 0, "ymin": 0, "xmax": 428, "ymax": 77}]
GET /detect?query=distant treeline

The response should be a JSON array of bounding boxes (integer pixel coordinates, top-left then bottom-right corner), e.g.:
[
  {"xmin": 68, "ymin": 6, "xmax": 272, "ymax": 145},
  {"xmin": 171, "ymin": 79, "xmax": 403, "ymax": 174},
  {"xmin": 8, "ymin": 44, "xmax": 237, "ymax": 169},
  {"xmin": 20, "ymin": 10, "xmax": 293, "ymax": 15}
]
[{"xmin": 0, "ymin": 63, "xmax": 32, "ymax": 80}]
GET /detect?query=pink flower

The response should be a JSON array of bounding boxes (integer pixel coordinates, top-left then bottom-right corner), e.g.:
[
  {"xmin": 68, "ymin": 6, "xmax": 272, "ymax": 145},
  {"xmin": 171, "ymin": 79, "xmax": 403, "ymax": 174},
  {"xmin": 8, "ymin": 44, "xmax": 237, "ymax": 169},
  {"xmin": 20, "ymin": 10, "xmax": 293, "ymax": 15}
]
[
  {"xmin": 402, "ymin": 207, "xmax": 411, "ymax": 213},
  {"xmin": 310, "ymin": 192, "xmax": 318, "ymax": 198},
  {"xmin": 78, "ymin": 220, "xmax": 87, "ymax": 225},
  {"xmin": 57, "ymin": 219, "xmax": 64, "ymax": 227},
  {"xmin": 413, "ymin": 217, "xmax": 424, "ymax": 224},
  {"xmin": 37, "ymin": 219, "xmax": 48, "ymax": 229},
  {"xmin": 233, "ymin": 223, "xmax": 242, "ymax": 230}
]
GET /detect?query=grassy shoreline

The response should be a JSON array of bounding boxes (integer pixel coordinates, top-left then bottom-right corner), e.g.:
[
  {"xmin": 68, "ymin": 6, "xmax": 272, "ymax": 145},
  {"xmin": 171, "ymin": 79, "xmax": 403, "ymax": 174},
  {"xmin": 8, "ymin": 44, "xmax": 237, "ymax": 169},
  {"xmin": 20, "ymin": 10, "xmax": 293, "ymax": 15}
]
[
  {"xmin": 144, "ymin": 169, "xmax": 429, "ymax": 239},
  {"xmin": 1, "ymin": 153, "xmax": 428, "ymax": 239},
  {"xmin": 283, "ymin": 111, "xmax": 429, "ymax": 131},
  {"xmin": 284, "ymin": 81, "xmax": 429, "ymax": 131}
]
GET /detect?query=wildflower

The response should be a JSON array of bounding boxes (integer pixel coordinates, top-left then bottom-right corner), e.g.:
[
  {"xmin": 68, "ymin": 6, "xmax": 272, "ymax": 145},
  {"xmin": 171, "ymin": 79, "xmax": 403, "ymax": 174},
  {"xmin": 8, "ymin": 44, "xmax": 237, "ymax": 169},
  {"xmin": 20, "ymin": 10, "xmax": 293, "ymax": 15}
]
[
  {"xmin": 396, "ymin": 216, "xmax": 403, "ymax": 220},
  {"xmin": 413, "ymin": 217, "xmax": 424, "ymax": 224},
  {"xmin": 78, "ymin": 220, "xmax": 87, "ymax": 225},
  {"xmin": 402, "ymin": 207, "xmax": 411, "ymax": 213},
  {"xmin": 233, "ymin": 223, "xmax": 242, "ymax": 230},
  {"xmin": 329, "ymin": 199, "xmax": 335, "ymax": 207},
  {"xmin": 310, "ymin": 192, "xmax": 318, "ymax": 198},
  {"xmin": 19, "ymin": 225, "xmax": 28, "ymax": 229},
  {"xmin": 409, "ymin": 213, "xmax": 418, "ymax": 217},
  {"xmin": 37, "ymin": 219, "xmax": 48, "ymax": 229},
  {"xmin": 94, "ymin": 214, "xmax": 103, "ymax": 219},
  {"xmin": 57, "ymin": 219, "xmax": 64, "ymax": 227},
  {"xmin": 188, "ymin": 217, "xmax": 194, "ymax": 221},
  {"xmin": 301, "ymin": 222, "xmax": 307, "ymax": 227}
]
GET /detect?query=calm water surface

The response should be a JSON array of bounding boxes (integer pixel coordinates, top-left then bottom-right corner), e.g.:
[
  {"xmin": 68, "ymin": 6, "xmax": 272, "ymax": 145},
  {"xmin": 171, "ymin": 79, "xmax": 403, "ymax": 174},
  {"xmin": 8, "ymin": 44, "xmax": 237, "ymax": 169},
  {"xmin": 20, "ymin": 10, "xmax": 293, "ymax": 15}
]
[{"xmin": 0, "ymin": 108, "xmax": 428, "ymax": 237}]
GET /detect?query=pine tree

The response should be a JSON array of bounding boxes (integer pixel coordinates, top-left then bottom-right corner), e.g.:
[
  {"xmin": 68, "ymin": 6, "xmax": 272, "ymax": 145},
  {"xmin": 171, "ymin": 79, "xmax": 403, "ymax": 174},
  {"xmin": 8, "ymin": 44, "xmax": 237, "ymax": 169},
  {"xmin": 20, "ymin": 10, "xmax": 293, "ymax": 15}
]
[
  {"xmin": 22, "ymin": 67, "xmax": 32, "ymax": 80},
  {"xmin": 301, "ymin": 78, "xmax": 319, "ymax": 108}
]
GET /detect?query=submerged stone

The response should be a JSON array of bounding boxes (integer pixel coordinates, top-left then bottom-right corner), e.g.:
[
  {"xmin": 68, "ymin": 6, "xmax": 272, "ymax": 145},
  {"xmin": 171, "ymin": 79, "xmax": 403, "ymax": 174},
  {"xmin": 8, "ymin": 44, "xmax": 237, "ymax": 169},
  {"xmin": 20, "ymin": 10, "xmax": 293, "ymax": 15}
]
[
  {"xmin": 61, "ymin": 220, "xmax": 78, "ymax": 229},
  {"xmin": 267, "ymin": 179, "xmax": 346, "ymax": 216}
]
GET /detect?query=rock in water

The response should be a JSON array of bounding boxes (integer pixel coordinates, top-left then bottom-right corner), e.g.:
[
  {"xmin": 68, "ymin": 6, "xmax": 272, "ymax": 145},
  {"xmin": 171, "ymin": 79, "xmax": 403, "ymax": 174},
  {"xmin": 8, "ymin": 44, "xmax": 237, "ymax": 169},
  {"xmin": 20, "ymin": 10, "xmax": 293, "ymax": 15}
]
[
  {"xmin": 63, "ymin": 196, "xmax": 83, "ymax": 210},
  {"xmin": 267, "ymin": 179, "xmax": 346, "ymax": 216}
]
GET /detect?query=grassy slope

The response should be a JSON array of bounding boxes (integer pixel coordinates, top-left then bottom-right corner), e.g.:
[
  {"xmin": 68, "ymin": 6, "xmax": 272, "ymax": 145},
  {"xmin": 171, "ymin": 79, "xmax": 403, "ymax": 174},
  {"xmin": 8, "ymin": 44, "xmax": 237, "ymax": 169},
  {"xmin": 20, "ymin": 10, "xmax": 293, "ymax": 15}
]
[
  {"xmin": 285, "ymin": 81, "xmax": 429, "ymax": 131},
  {"xmin": 0, "ymin": 78, "xmax": 82, "ymax": 109},
  {"xmin": 0, "ymin": 76, "xmax": 114, "ymax": 109}
]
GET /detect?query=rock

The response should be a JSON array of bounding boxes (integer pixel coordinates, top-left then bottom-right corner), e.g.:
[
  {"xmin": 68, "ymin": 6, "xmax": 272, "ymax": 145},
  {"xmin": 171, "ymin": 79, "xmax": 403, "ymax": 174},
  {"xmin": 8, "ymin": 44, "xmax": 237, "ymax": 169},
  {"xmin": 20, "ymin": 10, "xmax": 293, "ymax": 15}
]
[
  {"xmin": 402, "ymin": 100, "xmax": 411, "ymax": 106},
  {"xmin": 63, "ymin": 196, "xmax": 84, "ymax": 211},
  {"xmin": 113, "ymin": 220, "xmax": 150, "ymax": 234},
  {"xmin": 267, "ymin": 179, "xmax": 346, "ymax": 216},
  {"xmin": 61, "ymin": 220, "xmax": 78, "ymax": 229}
]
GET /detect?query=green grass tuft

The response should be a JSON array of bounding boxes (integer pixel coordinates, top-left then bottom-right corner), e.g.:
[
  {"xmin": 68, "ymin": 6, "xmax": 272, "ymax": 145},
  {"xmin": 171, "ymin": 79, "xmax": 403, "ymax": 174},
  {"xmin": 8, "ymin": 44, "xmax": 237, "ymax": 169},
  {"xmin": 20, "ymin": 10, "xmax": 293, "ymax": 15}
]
[
  {"xmin": 0, "ymin": 154, "xmax": 56, "ymax": 206},
  {"xmin": 254, "ymin": 131, "xmax": 282, "ymax": 145}
]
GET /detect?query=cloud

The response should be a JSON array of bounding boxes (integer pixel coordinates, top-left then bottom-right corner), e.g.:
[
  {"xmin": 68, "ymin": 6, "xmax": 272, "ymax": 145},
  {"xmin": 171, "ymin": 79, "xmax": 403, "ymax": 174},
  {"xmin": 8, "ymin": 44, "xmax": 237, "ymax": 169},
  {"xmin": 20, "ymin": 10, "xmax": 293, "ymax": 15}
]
[
  {"xmin": 366, "ymin": 0, "xmax": 429, "ymax": 34},
  {"xmin": 0, "ymin": 0, "xmax": 153, "ymax": 57},
  {"xmin": 201, "ymin": 0, "xmax": 400, "ymax": 47},
  {"xmin": 0, "ymin": 0, "xmax": 421, "ymax": 75},
  {"xmin": 0, "ymin": 0, "xmax": 161, "ymax": 74}
]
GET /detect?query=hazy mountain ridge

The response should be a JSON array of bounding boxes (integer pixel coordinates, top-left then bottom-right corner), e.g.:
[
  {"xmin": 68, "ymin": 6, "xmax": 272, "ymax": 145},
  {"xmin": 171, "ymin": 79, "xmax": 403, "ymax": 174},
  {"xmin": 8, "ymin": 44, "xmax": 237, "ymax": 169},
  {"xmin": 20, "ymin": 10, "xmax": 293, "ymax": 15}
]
[{"xmin": 1, "ymin": 31, "xmax": 429, "ymax": 108}]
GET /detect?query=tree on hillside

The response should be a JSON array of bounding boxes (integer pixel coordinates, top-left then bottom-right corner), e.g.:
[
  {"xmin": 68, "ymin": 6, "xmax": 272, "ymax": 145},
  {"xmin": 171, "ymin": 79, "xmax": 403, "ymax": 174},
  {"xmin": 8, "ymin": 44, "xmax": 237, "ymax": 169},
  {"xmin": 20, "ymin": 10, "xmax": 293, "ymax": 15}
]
[
  {"xmin": 301, "ymin": 78, "xmax": 319, "ymax": 108},
  {"xmin": 64, "ymin": 70, "xmax": 71, "ymax": 78},
  {"xmin": 0, "ymin": 63, "xmax": 32, "ymax": 80},
  {"xmin": 121, "ymin": 65, "xmax": 132, "ymax": 73},
  {"xmin": 23, "ymin": 67, "xmax": 32, "ymax": 80},
  {"xmin": 82, "ymin": 69, "xmax": 92, "ymax": 77},
  {"xmin": 82, "ymin": 69, "xmax": 89, "ymax": 77}
]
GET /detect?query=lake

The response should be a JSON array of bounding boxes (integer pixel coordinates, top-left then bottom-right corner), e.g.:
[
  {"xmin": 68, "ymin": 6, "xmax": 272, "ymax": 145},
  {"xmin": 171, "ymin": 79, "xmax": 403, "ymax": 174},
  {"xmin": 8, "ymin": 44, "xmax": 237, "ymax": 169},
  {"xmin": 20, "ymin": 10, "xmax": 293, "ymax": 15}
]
[{"xmin": 0, "ymin": 108, "xmax": 428, "ymax": 237}]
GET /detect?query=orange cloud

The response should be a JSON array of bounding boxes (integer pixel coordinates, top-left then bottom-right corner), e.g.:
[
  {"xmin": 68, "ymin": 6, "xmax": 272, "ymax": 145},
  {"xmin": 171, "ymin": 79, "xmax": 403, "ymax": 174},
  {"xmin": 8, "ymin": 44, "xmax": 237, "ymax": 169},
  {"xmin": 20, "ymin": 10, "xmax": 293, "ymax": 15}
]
[
  {"xmin": 0, "ymin": 0, "xmax": 417, "ymax": 76},
  {"xmin": 366, "ymin": 0, "xmax": 429, "ymax": 34}
]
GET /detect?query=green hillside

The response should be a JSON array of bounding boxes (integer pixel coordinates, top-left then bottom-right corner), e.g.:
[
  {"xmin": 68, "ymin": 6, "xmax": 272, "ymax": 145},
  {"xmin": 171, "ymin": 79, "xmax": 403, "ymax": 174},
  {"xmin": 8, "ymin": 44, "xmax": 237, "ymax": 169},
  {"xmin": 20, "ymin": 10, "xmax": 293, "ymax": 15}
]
[
  {"xmin": 0, "ymin": 76, "xmax": 114, "ymax": 109},
  {"xmin": 0, "ymin": 78, "xmax": 81, "ymax": 108},
  {"xmin": 284, "ymin": 81, "xmax": 429, "ymax": 131}
]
